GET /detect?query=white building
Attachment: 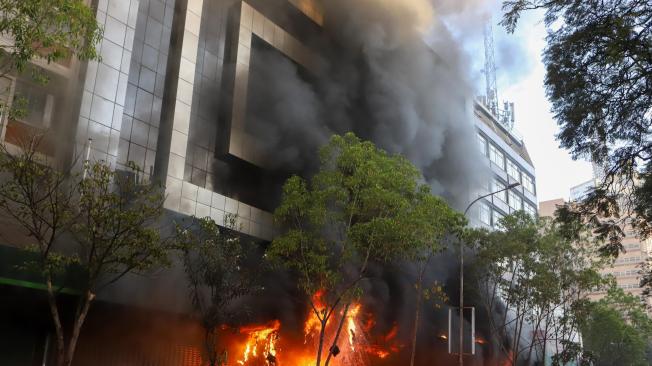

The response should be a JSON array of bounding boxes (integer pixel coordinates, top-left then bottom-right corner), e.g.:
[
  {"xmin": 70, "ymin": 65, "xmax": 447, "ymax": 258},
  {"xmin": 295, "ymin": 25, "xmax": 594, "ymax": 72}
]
[{"xmin": 473, "ymin": 101, "xmax": 537, "ymax": 226}]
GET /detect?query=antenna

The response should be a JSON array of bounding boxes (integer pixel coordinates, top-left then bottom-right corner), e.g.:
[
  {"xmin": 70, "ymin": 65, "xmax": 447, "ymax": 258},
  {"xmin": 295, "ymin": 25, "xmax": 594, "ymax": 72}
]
[
  {"xmin": 482, "ymin": 17, "xmax": 515, "ymax": 130},
  {"xmin": 483, "ymin": 19, "xmax": 498, "ymax": 116}
]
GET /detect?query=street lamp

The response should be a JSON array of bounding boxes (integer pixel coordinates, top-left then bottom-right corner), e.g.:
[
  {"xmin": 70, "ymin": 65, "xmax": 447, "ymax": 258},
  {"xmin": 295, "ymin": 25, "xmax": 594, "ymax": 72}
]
[{"xmin": 457, "ymin": 182, "xmax": 520, "ymax": 366}]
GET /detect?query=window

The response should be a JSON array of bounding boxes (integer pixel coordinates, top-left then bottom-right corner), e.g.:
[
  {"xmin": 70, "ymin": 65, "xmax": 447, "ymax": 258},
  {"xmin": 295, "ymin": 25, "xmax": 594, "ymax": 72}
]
[
  {"xmin": 616, "ymin": 256, "xmax": 641, "ymax": 264},
  {"xmin": 508, "ymin": 191, "xmax": 522, "ymax": 211},
  {"xmin": 507, "ymin": 160, "xmax": 521, "ymax": 182},
  {"xmin": 523, "ymin": 174, "xmax": 535, "ymax": 194},
  {"xmin": 480, "ymin": 203, "xmax": 491, "ymax": 225},
  {"xmin": 492, "ymin": 211, "xmax": 504, "ymax": 229},
  {"xmin": 13, "ymin": 80, "xmax": 54, "ymax": 128},
  {"xmin": 493, "ymin": 179, "xmax": 506, "ymax": 202},
  {"xmin": 525, "ymin": 203, "xmax": 537, "ymax": 217},
  {"xmin": 477, "ymin": 133, "xmax": 487, "ymax": 156},
  {"xmin": 489, "ymin": 145, "xmax": 505, "ymax": 170}
]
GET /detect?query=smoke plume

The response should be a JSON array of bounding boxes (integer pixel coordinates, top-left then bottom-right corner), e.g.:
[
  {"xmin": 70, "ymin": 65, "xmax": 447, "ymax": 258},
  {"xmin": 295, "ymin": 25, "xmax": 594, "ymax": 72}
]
[
  {"xmin": 97, "ymin": 1, "xmax": 506, "ymax": 365},
  {"xmin": 246, "ymin": 0, "xmax": 490, "ymax": 209},
  {"xmin": 242, "ymin": 0, "xmax": 499, "ymax": 363}
]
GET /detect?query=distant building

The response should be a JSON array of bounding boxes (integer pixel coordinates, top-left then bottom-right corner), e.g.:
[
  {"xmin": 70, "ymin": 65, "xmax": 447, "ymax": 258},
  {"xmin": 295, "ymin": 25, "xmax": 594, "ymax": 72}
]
[
  {"xmin": 541, "ymin": 184, "xmax": 652, "ymax": 304},
  {"xmin": 538, "ymin": 198, "xmax": 565, "ymax": 218},
  {"xmin": 569, "ymin": 179, "xmax": 595, "ymax": 202}
]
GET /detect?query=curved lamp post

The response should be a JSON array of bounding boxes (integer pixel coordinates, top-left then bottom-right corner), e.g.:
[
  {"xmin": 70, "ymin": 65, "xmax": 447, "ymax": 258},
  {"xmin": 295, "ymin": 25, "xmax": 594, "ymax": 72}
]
[{"xmin": 458, "ymin": 182, "xmax": 520, "ymax": 366}]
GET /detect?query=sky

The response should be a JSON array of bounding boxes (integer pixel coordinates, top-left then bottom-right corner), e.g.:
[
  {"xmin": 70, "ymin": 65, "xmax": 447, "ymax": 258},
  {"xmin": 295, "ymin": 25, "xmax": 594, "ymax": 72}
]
[{"xmin": 461, "ymin": 6, "xmax": 594, "ymax": 203}]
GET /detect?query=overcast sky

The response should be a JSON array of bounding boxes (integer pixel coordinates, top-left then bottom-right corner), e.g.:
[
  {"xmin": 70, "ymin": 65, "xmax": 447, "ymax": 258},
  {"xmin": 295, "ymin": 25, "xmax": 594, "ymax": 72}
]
[{"xmin": 460, "ymin": 7, "xmax": 594, "ymax": 203}]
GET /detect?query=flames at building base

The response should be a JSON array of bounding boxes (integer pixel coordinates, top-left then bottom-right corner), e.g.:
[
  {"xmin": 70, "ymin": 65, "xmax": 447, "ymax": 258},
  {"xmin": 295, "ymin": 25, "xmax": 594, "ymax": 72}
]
[{"xmin": 224, "ymin": 296, "xmax": 402, "ymax": 366}]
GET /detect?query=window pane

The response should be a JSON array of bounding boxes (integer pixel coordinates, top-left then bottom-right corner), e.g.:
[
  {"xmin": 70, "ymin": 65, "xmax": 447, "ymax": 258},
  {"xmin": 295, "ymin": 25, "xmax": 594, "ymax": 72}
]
[
  {"xmin": 480, "ymin": 203, "xmax": 491, "ymax": 225},
  {"xmin": 507, "ymin": 160, "xmax": 521, "ymax": 182},
  {"xmin": 477, "ymin": 134, "xmax": 487, "ymax": 156},
  {"xmin": 13, "ymin": 80, "xmax": 53, "ymax": 128},
  {"xmin": 525, "ymin": 203, "xmax": 536, "ymax": 217},
  {"xmin": 490, "ymin": 145, "xmax": 505, "ymax": 170},
  {"xmin": 523, "ymin": 174, "xmax": 535, "ymax": 194},
  {"xmin": 493, "ymin": 179, "xmax": 506, "ymax": 202},
  {"xmin": 509, "ymin": 191, "xmax": 522, "ymax": 210},
  {"xmin": 493, "ymin": 211, "xmax": 504, "ymax": 229}
]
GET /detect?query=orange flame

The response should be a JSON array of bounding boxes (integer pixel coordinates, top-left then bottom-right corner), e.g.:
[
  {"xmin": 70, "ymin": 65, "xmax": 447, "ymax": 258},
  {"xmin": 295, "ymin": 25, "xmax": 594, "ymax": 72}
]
[
  {"xmin": 347, "ymin": 304, "xmax": 361, "ymax": 351},
  {"xmin": 233, "ymin": 291, "xmax": 401, "ymax": 365},
  {"xmin": 237, "ymin": 320, "xmax": 280, "ymax": 365}
]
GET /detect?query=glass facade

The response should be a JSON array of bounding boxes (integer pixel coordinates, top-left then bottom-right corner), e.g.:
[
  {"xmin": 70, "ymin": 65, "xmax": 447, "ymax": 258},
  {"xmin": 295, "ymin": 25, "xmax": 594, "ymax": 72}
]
[{"xmin": 119, "ymin": 0, "xmax": 177, "ymax": 176}]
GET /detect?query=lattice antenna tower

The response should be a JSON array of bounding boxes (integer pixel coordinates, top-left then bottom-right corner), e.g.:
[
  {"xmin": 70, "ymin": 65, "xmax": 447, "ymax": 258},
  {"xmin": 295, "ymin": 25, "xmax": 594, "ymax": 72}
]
[
  {"xmin": 483, "ymin": 18, "xmax": 515, "ymax": 130},
  {"xmin": 483, "ymin": 18, "xmax": 499, "ymax": 117}
]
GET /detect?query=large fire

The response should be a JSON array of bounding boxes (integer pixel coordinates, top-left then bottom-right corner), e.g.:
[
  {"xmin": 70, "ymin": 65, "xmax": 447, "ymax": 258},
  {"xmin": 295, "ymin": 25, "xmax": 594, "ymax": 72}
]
[
  {"xmin": 227, "ymin": 292, "xmax": 402, "ymax": 366},
  {"xmin": 237, "ymin": 320, "xmax": 280, "ymax": 365}
]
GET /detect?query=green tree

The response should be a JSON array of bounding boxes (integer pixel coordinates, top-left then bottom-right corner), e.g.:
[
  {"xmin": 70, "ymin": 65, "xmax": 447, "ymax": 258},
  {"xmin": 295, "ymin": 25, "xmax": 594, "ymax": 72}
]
[
  {"xmin": 404, "ymin": 192, "xmax": 465, "ymax": 366},
  {"xmin": 469, "ymin": 212, "xmax": 604, "ymax": 365},
  {"xmin": 0, "ymin": 139, "xmax": 171, "ymax": 366},
  {"xmin": 269, "ymin": 133, "xmax": 454, "ymax": 366},
  {"xmin": 0, "ymin": 0, "xmax": 102, "ymax": 76},
  {"xmin": 176, "ymin": 215, "xmax": 258, "ymax": 366},
  {"xmin": 580, "ymin": 287, "xmax": 652, "ymax": 366},
  {"xmin": 0, "ymin": 0, "xmax": 102, "ymax": 129},
  {"xmin": 500, "ymin": 1, "xmax": 652, "ymax": 262}
]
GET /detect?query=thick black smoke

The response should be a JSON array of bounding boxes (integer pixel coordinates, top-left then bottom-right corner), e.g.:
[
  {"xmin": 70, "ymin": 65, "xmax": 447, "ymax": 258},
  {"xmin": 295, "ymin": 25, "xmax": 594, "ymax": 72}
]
[
  {"xmin": 99, "ymin": 0, "xmax": 504, "ymax": 364},
  {"xmin": 246, "ymin": 0, "xmax": 490, "ymax": 209},
  {"xmin": 236, "ymin": 0, "xmax": 501, "ymax": 363},
  {"xmin": 239, "ymin": 2, "xmax": 503, "ymax": 364}
]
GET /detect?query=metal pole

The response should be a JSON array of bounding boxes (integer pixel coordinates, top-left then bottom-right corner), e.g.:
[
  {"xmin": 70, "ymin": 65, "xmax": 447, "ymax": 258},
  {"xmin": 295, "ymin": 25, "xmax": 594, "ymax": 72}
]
[
  {"xmin": 83, "ymin": 138, "xmax": 92, "ymax": 179},
  {"xmin": 459, "ymin": 182, "xmax": 520, "ymax": 365},
  {"xmin": 459, "ymin": 239, "xmax": 464, "ymax": 366}
]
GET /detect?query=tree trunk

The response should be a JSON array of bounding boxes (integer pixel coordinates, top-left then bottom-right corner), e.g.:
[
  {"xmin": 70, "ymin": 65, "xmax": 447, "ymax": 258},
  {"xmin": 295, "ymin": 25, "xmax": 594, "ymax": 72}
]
[
  {"xmin": 526, "ymin": 316, "xmax": 543, "ymax": 363},
  {"xmin": 324, "ymin": 303, "xmax": 351, "ymax": 366},
  {"xmin": 205, "ymin": 327, "xmax": 218, "ymax": 366},
  {"xmin": 409, "ymin": 277, "xmax": 423, "ymax": 366},
  {"xmin": 315, "ymin": 318, "xmax": 327, "ymax": 366},
  {"xmin": 64, "ymin": 291, "xmax": 94, "ymax": 366},
  {"xmin": 45, "ymin": 276, "xmax": 66, "ymax": 366}
]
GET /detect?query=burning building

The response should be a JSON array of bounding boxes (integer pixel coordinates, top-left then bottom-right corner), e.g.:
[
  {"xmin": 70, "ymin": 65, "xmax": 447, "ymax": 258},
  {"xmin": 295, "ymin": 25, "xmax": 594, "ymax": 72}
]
[{"xmin": 0, "ymin": 0, "xmax": 536, "ymax": 365}]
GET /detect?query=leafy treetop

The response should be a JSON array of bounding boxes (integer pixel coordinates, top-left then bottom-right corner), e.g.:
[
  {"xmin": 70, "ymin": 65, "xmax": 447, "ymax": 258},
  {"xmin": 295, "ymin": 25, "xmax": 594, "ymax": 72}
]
[{"xmin": 501, "ymin": 1, "xmax": 652, "ymax": 266}]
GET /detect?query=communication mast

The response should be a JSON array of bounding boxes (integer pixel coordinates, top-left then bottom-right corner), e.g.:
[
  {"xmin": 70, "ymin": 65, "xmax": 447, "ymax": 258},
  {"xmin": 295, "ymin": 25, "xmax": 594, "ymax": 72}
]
[
  {"xmin": 482, "ymin": 17, "xmax": 515, "ymax": 130},
  {"xmin": 483, "ymin": 20, "xmax": 499, "ymax": 116}
]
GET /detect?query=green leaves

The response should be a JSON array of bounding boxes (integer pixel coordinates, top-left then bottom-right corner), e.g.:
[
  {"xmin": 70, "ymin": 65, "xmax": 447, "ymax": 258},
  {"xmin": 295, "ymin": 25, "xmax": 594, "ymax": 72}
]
[
  {"xmin": 580, "ymin": 287, "xmax": 652, "ymax": 366},
  {"xmin": 469, "ymin": 212, "xmax": 606, "ymax": 363},
  {"xmin": 501, "ymin": 0, "xmax": 652, "ymax": 267},
  {"xmin": 177, "ymin": 215, "xmax": 255, "ymax": 318},
  {"xmin": 269, "ymin": 132, "xmax": 461, "ymax": 309},
  {"xmin": 72, "ymin": 161, "xmax": 169, "ymax": 288},
  {"xmin": 0, "ymin": 0, "xmax": 102, "ymax": 75}
]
